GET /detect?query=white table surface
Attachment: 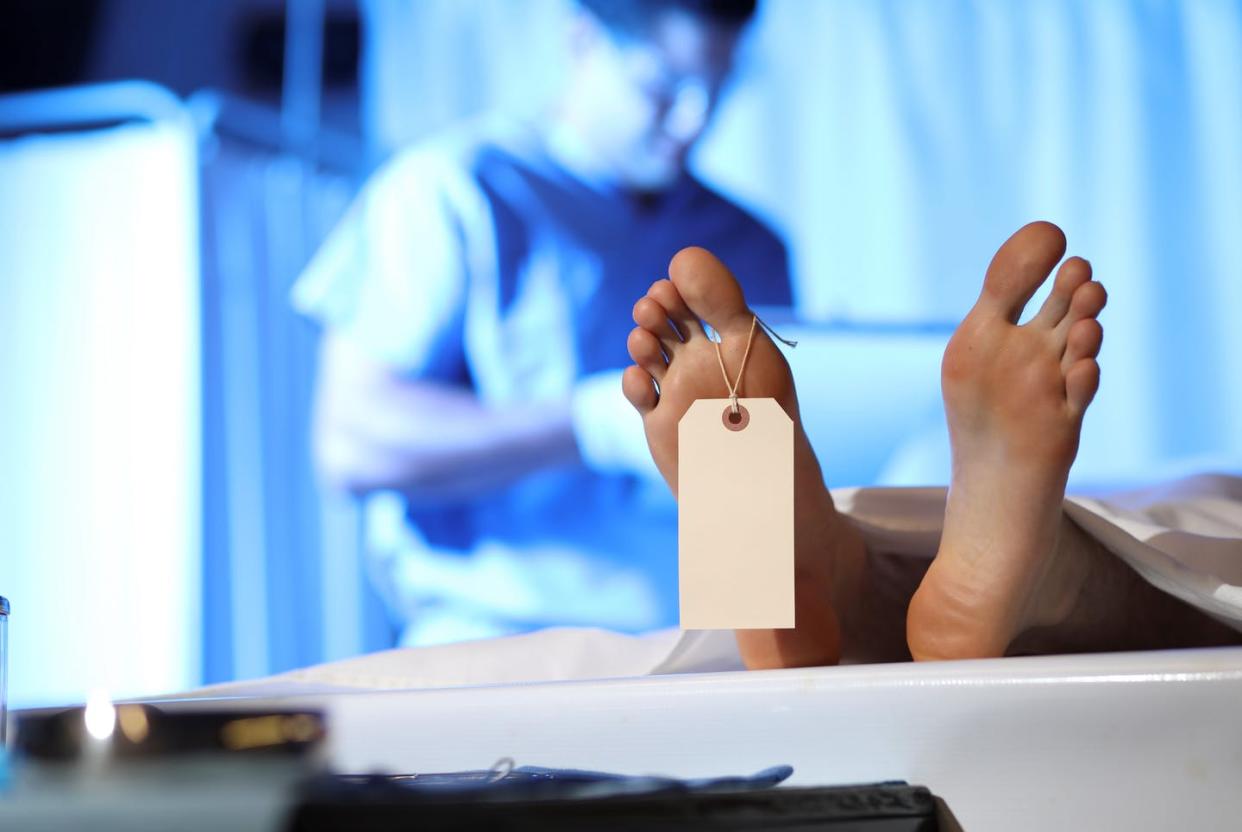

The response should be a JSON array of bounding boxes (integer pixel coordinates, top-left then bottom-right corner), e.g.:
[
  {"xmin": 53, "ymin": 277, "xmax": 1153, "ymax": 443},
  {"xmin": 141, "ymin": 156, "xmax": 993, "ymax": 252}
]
[{"xmin": 165, "ymin": 645, "xmax": 1242, "ymax": 831}]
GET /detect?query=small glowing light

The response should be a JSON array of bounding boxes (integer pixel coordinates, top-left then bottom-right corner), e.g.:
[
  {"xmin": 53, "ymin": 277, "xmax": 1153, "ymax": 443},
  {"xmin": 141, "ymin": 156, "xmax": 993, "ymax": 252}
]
[
  {"xmin": 220, "ymin": 714, "xmax": 322, "ymax": 751},
  {"xmin": 84, "ymin": 690, "xmax": 116, "ymax": 741},
  {"xmin": 117, "ymin": 705, "xmax": 150, "ymax": 743},
  {"xmin": 221, "ymin": 716, "xmax": 286, "ymax": 751}
]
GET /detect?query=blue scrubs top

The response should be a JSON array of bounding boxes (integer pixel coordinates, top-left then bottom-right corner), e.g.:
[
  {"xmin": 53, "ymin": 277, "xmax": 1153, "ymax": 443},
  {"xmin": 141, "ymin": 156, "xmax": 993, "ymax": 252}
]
[{"xmin": 294, "ymin": 115, "xmax": 791, "ymax": 644}]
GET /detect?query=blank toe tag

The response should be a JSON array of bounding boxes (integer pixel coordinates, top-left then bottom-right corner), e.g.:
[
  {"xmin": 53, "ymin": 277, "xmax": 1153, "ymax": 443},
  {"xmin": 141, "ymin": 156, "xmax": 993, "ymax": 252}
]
[{"xmin": 678, "ymin": 397, "xmax": 795, "ymax": 629}]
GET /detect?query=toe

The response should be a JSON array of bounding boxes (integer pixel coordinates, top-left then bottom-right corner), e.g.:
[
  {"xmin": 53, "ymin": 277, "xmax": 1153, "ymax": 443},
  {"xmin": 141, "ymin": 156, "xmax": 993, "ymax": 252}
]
[
  {"xmin": 648, "ymin": 278, "xmax": 703, "ymax": 342},
  {"xmin": 1062, "ymin": 318, "xmax": 1103, "ymax": 371},
  {"xmin": 667, "ymin": 246, "xmax": 753, "ymax": 336},
  {"xmin": 1056, "ymin": 281, "xmax": 1108, "ymax": 338},
  {"xmin": 622, "ymin": 365, "xmax": 658, "ymax": 414},
  {"xmin": 632, "ymin": 296, "xmax": 683, "ymax": 356},
  {"xmin": 1065, "ymin": 358, "xmax": 1101, "ymax": 417},
  {"xmin": 627, "ymin": 327, "xmax": 667, "ymax": 382},
  {"xmin": 1033, "ymin": 257, "xmax": 1092, "ymax": 327},
  {"xmin": 977, "ymin": 221, "xmax": 1068, "ymax": 324}
]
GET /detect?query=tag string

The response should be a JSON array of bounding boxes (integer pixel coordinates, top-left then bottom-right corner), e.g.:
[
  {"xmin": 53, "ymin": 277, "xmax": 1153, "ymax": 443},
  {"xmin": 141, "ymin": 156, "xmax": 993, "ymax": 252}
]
[
  {"xmin": 712, "ymin": 314, "xmax": 797, "ymax": 415},
  {"xmin": 714, "ymin": 317, "xmax": 755, "ymax": 415}
]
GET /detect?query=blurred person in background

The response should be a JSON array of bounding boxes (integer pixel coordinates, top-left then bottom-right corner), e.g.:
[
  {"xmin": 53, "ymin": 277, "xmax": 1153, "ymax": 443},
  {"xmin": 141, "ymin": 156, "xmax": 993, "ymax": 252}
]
[{"xmin": 293, "ymin": 0, "xmax": 792, "ymax": 646}]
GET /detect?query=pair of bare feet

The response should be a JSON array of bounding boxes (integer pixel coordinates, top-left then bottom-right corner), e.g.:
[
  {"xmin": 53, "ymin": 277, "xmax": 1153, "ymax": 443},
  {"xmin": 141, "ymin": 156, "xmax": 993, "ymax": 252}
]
[{"xmin": 623, "ymin": 222, "xmax": 1110, "ymax": 667}]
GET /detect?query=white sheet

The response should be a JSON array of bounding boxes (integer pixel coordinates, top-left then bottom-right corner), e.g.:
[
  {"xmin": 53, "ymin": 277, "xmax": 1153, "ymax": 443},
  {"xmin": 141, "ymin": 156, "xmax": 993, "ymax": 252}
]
[
  {"xmin": 836, "ymin": 471, "xmax": 1242, "ymax": 633},
  {"xmin": 179, "ymin": 473, "xmax": 1242, "ymax": 699},
  {"xmin": 179, "ymin": 627, "xmax": 743, "ymax": 699}
]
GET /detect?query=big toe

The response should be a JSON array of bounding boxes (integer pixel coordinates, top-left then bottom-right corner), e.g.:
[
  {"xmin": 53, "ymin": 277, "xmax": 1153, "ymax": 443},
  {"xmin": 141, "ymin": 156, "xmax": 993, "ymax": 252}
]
[
  {"xmin": 667, "ymin": 246, "xmax": 752, "ymax": 335},
  {"xmin": 978, "ymin": 221, "xmax": 1068, "ymax": 323}
]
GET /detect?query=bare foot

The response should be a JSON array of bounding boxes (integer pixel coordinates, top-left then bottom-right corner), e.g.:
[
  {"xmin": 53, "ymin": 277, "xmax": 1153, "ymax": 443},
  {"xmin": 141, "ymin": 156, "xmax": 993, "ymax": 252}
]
[
  {"xmin": 907, "ymin": 222, "xmax": 1107, "ymax": 660},
  {"xmin": 622, "ymin": 247, "xmax": 863, "ymax": 669}
]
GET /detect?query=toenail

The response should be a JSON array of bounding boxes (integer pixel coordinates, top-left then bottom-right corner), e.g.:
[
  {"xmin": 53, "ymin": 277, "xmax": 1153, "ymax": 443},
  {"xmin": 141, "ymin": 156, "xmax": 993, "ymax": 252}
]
[{"xmin": 721, "ymin": 404, "xmax": 750, "ymax": 432}]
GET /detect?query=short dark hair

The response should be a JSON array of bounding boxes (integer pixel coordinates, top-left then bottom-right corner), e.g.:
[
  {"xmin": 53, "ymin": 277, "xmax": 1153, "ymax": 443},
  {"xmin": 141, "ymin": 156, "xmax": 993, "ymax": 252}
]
[{"xmin": 577, "ymin": 0, "xmax": 759, "ymax": 37}]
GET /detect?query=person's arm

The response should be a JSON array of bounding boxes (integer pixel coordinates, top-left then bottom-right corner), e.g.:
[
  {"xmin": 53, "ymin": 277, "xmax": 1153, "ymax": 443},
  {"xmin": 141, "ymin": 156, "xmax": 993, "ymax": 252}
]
[{"xmin": 313, "ymin": 331, "xmax": 581, "ymax": 502}]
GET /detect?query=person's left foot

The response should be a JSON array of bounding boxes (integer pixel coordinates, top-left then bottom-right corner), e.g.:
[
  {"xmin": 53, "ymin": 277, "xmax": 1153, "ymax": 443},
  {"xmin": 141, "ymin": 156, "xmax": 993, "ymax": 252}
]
[{"xmin": 907, "ymin": 222, "xmax": 1107, "ymax": 660}]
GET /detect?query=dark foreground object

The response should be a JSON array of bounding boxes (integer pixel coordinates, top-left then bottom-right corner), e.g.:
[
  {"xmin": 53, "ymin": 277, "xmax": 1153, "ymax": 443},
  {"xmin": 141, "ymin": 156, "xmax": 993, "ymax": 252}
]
[{"xmin": 290, "ymin": 768, "xmax": 945, "ymax": 831}]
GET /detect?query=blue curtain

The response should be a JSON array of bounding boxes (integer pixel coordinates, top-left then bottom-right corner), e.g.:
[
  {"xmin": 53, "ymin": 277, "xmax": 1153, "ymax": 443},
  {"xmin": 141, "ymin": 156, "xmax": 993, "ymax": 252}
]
[{"xmin": 197, "ymin": 107, "xmax": 397, "ymax": 684}]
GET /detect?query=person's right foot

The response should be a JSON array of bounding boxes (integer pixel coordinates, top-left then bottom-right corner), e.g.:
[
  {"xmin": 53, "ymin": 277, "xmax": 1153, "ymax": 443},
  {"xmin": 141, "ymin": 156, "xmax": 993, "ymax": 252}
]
[
  {"xmin": 907, "ymin": 222, "xmax": 1107, "ymax": 660},
  {"xmin": 622, "ymin": 247, "xmax": 859, "ymax": 669}
]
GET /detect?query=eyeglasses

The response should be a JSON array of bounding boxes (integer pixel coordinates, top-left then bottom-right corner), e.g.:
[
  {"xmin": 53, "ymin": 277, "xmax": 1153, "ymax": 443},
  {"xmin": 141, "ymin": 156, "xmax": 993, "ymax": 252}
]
[{"xmin": 605, "ymin": 34, "xmax": 727, "ymax": 136}]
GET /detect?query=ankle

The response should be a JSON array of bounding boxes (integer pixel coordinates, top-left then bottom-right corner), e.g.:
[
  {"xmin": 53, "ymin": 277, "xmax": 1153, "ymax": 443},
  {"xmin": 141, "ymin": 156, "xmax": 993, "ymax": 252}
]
[
  {"xmin": 733, "ymin": 479, "xmax": 852, "ymax": 671},
  {"xmin": 1022, "ymin": 515, "xmax": 1094, "ymax": 632}
]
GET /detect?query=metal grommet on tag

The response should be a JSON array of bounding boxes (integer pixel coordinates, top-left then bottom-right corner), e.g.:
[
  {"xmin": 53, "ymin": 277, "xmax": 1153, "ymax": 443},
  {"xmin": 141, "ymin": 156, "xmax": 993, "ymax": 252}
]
[{"xmin": 722, "ymin": 403, "xmax": 750, "ymax": 431}]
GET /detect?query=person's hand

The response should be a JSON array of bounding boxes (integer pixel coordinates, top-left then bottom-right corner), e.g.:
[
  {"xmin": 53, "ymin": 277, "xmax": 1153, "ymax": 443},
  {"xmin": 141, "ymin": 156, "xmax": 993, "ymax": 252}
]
[{"xmin": 571, "ymin": 369, "xmax": 662, "ymax": 480}]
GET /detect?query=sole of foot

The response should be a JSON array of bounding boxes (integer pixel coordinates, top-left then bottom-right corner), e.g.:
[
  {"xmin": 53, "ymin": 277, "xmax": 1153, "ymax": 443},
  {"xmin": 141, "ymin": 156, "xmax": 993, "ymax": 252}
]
[
  {"xmin": 906, "ymin": 221, "xmax": 1107, "ymax": 660},
  {"xmin": 622, "ymin": 247, "xmax": 850, "ymax": 669}
]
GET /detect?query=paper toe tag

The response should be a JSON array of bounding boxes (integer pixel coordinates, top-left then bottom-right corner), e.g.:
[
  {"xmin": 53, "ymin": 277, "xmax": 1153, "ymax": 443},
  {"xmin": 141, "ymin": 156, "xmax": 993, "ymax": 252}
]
[{"xmin": 678, "ymin": 397, "xmax": 794, "ymax": 630}]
